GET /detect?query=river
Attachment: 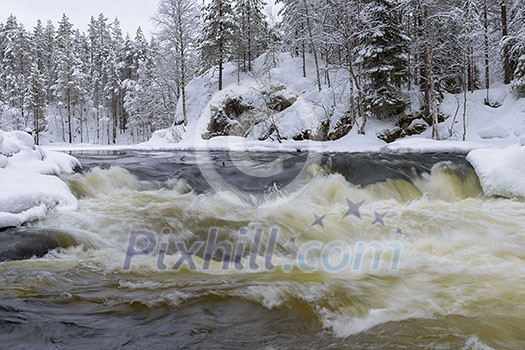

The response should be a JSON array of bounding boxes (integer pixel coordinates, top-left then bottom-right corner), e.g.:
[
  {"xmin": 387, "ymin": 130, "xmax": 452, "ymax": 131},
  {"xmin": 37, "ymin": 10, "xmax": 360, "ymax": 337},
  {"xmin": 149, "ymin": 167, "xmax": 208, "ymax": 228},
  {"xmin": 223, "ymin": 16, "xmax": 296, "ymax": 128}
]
[{"xmin": 1, "ymin": 150, "xmax": 524, "ymax": 349}]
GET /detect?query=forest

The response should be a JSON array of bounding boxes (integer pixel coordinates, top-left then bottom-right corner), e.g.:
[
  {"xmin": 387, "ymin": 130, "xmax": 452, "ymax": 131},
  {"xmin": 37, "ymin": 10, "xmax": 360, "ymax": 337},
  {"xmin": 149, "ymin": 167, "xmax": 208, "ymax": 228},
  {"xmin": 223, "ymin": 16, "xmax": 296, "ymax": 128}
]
[{"xmin": 0, "ymin": 0, "xmax": 524, "ymax": 145}]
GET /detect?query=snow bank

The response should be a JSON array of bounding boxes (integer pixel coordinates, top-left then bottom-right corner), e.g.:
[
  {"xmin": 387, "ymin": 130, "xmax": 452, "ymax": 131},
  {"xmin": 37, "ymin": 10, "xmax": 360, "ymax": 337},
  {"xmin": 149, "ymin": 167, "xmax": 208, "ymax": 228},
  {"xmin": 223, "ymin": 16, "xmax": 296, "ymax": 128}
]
[
  {"xmin": 0, "ymin": 130, "xmax": 80, "ymax": 228},
  {"xmin": 440, "ymin": 85, "xmax": 525, "ymax": 147},
  {"xmin": 382, "ymin": 137, "xmax": 486, "ymax": 154},
  {"xmin": 477, "ymin": 126, "xmax": 511, "ymax": 139},
  {"xmin": 467, "ymin": 145, "xmax": 525, "ymax": 199},
  {"xmin": 136, "ymin": 126, "xmax": 186, "ymax": 150}
]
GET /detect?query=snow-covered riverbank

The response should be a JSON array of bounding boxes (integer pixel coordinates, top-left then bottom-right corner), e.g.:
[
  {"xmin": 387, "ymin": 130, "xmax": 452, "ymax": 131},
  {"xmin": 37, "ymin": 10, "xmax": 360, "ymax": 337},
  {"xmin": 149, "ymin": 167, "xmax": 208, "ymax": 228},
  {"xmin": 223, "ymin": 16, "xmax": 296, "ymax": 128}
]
[{"xmin": 0, "ymin": 130, "xmax": 79, "ymax": 228}]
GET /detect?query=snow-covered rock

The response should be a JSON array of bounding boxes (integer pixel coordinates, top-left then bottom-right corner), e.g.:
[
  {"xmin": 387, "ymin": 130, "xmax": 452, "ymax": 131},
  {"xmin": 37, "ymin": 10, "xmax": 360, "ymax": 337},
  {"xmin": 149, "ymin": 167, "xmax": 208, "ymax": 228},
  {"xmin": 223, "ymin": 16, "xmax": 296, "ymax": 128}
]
[
  {"xmin": 0, "ymin": 130, "xmax": 80, "ymax": 228},
  {"xmin": 467, "ymin": 145, "xmax": 525, "ymax": 199},
  {"xmin": 154, "ymin": 53, "xmax": 365, "ymax": 147}
]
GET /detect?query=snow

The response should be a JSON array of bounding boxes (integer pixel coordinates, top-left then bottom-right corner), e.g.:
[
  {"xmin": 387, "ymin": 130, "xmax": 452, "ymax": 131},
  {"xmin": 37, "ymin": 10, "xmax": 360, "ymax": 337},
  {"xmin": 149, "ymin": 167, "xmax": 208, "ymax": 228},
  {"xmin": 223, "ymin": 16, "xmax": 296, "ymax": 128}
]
[
  {"xmin": 382, "ymin": 138, "xmax": 487, "ymax": 154},
  {"xmin": 467, "ymin": 145, "xmax": 525, "ymax": 199},
  {"xmin": 130, "ymin": 53, "xmax": 525, "ymax": 157},
  {"xmin": 439, "ymin": 85, "xmax": 525, "ymax": 147},
  {"xmin": 477, "ymin": 126, "xmax": 511, "ymax": 139},
  {"xmin": 0, "ymin": 130, "xmax": 79, "ymax": 228},
  {"xmin": 29, "ymin": 52, "xmax": 524, "ymax": 159},
  {"xmin": 134, "ymin": 128, "xmax": 385, "ymax": 154}
]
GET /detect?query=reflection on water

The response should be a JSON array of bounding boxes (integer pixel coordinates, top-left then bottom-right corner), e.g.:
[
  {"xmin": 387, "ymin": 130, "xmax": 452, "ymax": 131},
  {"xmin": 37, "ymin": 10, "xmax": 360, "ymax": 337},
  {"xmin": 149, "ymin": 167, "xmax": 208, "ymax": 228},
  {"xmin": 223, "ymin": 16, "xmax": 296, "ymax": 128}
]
[{"xmin": 1, "ymin": 151, "xmax": 524, "ymax": 349}]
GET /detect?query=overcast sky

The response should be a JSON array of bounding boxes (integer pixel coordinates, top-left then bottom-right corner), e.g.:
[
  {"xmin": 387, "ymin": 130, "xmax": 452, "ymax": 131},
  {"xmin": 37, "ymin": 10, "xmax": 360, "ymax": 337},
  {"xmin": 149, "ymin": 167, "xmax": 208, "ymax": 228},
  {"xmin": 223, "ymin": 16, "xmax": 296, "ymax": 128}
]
[
  {"xmin": 1, "ymin": 0, "xmax": 282, "ymax": 38},
  {"xmin": 0, "ymin": 0, "xmax": 157, "ymax": 37}
]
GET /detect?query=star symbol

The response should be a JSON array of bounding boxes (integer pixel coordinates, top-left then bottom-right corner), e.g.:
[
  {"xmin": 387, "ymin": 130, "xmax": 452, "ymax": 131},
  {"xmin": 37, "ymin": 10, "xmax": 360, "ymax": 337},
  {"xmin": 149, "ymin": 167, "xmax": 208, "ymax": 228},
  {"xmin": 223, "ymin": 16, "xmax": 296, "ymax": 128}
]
[
  {"xmin": 310, "ymin": 214, "xmax": 327, "ymax": 228},
  {"xmin": 342, "ymin": 199, "xmax": 365, "ymax": 220},
  {"xmin": 372, "ymin": 212, "xmax": 387, "ymax": 226},
  {"xmin": 394, "ymin": 227, "xmax": 403, "ymax": 235},
  {"xmin": 288, "ymin": 236, "xmax": 298, "ymax": 244}
]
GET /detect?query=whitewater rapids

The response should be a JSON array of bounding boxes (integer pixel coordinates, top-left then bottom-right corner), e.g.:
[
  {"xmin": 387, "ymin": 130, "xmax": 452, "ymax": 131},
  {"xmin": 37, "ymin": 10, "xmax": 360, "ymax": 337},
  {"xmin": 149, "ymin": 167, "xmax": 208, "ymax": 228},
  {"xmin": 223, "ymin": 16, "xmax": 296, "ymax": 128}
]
[{"xmin": 1, "ymin": 151, "xmax": 524, "ymax": 349}]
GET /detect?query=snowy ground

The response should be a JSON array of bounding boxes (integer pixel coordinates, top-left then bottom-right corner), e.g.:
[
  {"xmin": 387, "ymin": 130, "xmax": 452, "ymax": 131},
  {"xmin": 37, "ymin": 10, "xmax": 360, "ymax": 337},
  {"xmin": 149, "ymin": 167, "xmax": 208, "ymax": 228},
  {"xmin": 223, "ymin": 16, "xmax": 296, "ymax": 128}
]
[{"xmin": 0, "ymin": 130, "xmax": 79, "ymax": 228}]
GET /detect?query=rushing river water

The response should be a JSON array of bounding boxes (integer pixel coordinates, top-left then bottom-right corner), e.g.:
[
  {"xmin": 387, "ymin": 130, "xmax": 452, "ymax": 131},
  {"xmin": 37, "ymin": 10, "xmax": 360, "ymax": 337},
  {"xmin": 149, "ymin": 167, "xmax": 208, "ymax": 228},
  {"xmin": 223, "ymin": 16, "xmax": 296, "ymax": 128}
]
[{"xmin": 1, "ymin": 150, "xmax": 525, "ymax": 349}]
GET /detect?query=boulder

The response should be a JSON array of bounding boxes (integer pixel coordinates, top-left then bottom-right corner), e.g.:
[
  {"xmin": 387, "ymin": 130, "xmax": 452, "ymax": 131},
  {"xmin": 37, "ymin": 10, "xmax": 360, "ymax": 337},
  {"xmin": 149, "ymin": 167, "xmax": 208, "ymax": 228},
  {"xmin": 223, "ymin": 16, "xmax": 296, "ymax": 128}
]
[
  {"xmin": 328, "ymin": 112, "xmax": 355, "ymax": 141},
  {"xmin": 378, "ymin": 127, "xmax": 406, "ymax": 143}
]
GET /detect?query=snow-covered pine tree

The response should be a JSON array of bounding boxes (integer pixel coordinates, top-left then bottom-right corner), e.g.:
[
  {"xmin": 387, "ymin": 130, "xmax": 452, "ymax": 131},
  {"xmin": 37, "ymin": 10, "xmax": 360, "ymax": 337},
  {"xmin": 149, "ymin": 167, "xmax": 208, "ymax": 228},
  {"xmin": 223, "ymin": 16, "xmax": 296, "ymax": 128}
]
[
  {"xmin": 71, "ymin": 29, "xmax": 90, "ymax": 143},
  {"xmin": 356, "ymin": 0, "xmax": 410, "ymax": 120},
  {"xmin": 26, "ymin": 63, "xmax": 47, "ymax": 144},
  {"xmin": 53, "ymin": 14, "xmax": 76, "ymax": 143},
  {"xmin": 235, "ymin": 0, "xmax": 268, "ymax": 72},
  {"xmin": 0, "ymin": 16, "xmax": 31, "ymax": 130},
  {"xmin": 278, "ymin": 0, "xmax": 308, "ymax": 78},
  {"xmin": 200, "ymin": 0, "xmax": 238, "ymax": 91},
  {"xmin": 104, "ymin": 18, "xmax": 125, "ymax": 144},
  {"xmin": 461, "ymin": 0, "xmax": 483, "ymax": 92},
  {"xmin": 123, "ymin": 31, "xmax": 167, "ymax": 142},
  {"xmin": 31, "ymin": 20, "xmax": 46, "ymax": 73},
  {"xmin": 42, "ymin": 20, "xmax": 56, "ymax": 100},
  {"xmin": 87, "ymin": 14, "xmax": 112, "ymax": 143}
]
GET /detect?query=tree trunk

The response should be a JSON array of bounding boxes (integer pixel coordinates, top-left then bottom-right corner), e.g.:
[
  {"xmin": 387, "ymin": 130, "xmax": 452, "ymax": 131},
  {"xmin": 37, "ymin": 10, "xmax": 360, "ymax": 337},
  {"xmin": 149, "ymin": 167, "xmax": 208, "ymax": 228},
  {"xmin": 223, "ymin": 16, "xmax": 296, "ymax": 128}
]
[
  {"xmin": 301, "ymin": 25, "xmax": 307, "ymax": 78},
  {"xmin": 429, "ymin": 60, "xmax": 439, "ymax": 140},
  {"xmin": 302, "ymin": 0, "xmax": 322, "ymax": 92},
  {"xmin": 112, "ymin": 92, "xmax": 117, "ymax": 144},
  {"xmin": 347, "ymin": 43, "xmax": 356, "ymax": 123},
  {"xmin": 242, "ymin": 2, "xmax": 247, "ymax": 71},
  {"xmin": 181, "ymin": 48, "xmax": 188, "ymax": 126},
  {"xmin": 501, "ymin": 1, "xmax": 511, "ymax": 84},
  {"xmin": 67, "ymin": 85, "xmax": 72, "ymax": 144},
  {"xmin": 324, "ymin": 46, "xmax": 331, "ymax": 88},
  {"xmin": 483, "ymin": 0, "xmax": 490, "ymax": 102},
  {"xmin": 219, "ymin": 48, "xmax": 223, "ymax": 91},
  {"xmin": 247, "ymin": 0, "xmax": 252, "ymax": 72},
  {"xmin": 463, "ymin": 80, "xmax": 468, "ymax": 141},
  {"xmin": 347, "ymin": 42, "xmax": 366, "ymax": 134},
  {"xmin": 467, "ymin": 46, "xmax": 474, "ymax": 91},
  {"xmin": 34, "ymin": 95, "xmax": 39, "ymax": 145},
  {"xmin": 420, "ymin": 4, "xmax": 431, "ymax": 117},
  {"xmin": 80, "ymin": 106, "xmax": 84, "ymax": 143},
  {"xmin": 218, "ymin": 1, "xmax": 224, "ymax": 91}
]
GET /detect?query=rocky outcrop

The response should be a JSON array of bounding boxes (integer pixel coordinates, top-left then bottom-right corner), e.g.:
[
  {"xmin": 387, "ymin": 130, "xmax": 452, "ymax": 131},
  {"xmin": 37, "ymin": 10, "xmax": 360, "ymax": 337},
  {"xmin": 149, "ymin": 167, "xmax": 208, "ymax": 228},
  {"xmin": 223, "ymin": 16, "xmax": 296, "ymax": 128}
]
[
  {"xmin": 328, "ymin": 112, "xmax": 355, "ymax": 141},
  {"xmin": 379, "ymin": 113, "xmax": 447, "ymax": 143},
  {"xmin": 205, "ymin": 86, "xmax": 298, "ymax": 140},
  {"xmin": 378, "ymin": 127, "xmax": 406, "ymax": 143},
  {"xmin": 406, "ymin": 119, "xmax": 430, "ymax": 136}
]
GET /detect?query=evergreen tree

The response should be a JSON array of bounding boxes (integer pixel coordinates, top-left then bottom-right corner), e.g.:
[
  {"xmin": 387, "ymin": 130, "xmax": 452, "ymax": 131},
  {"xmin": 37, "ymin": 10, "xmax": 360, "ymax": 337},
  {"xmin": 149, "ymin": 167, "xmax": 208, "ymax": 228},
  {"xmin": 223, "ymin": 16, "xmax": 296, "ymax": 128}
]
[
  {"xmin": 26, "ymin": 63, "xmax": 47, "ymax": 144},
  {"xmin": 512, "ymin": 7, "xmax": 525, "ymax": 95},
  {"xmin": 42, "ymin": 20, "xmax": 56, "ymax": 98},
  {"xmin": 200, "ymin": 0, "xmax": 238, "ymax": 91},
  {"xmin": 53, "ymin": 14, "xmax": 76, "ymax": 143},
  {"xmin": 357, "ymin": 0, "xmax": 410, "ymax": 119},
  {"xmin": 71, "ymin": 29, "xmax": 90, "ymax": 143},
  {"xmin": 1, "ymin": 16, "xmax": 30, "ymax": 130},
  {"xmin": 235, "ymin": 0, "xmax": 268, "ymax": 72}
]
